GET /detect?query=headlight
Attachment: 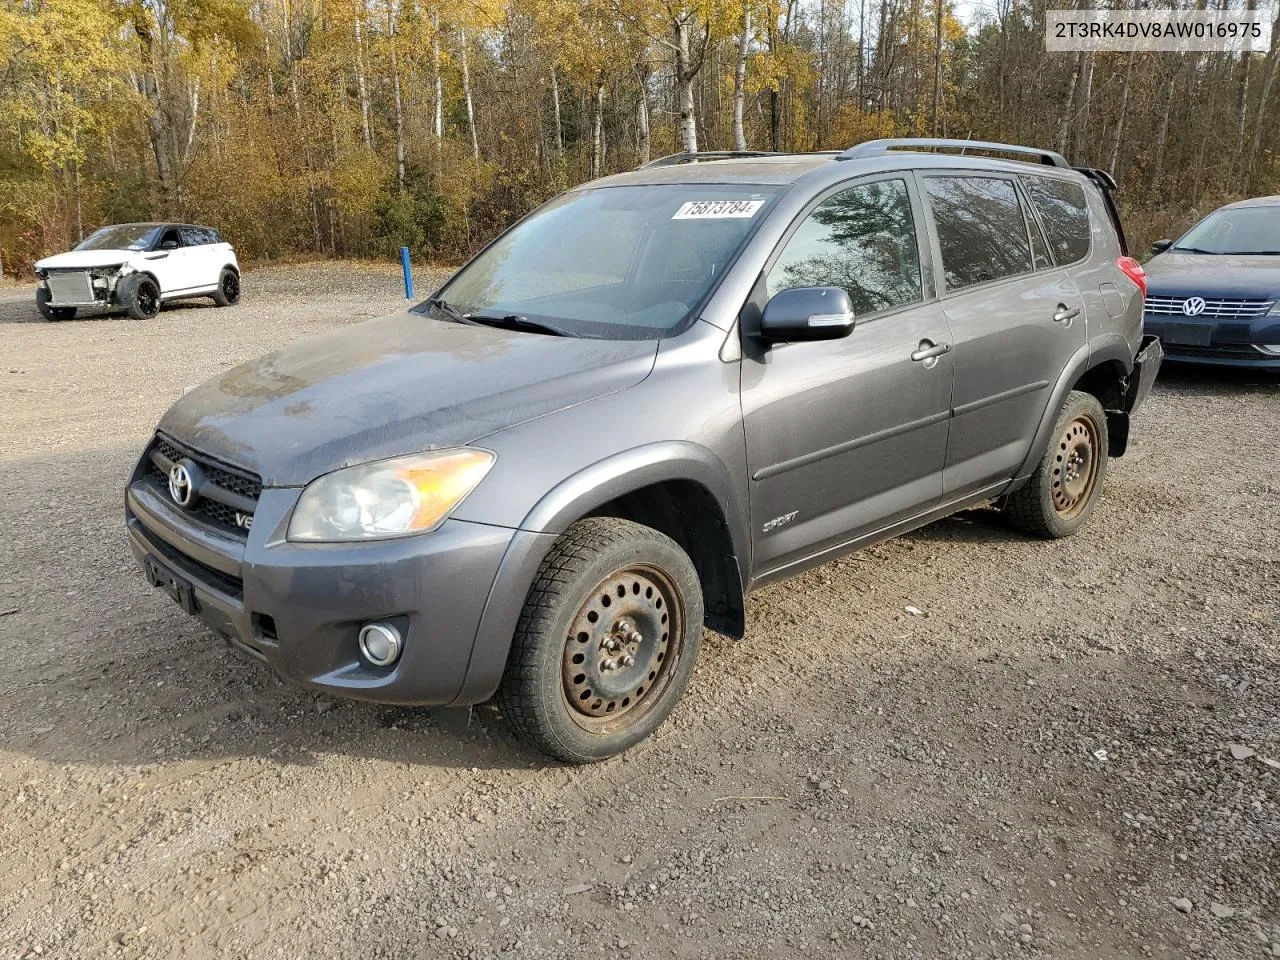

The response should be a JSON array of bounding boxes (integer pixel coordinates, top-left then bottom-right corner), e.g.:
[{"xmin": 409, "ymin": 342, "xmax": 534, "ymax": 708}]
[
  {"xmin": 1267, "ymin": 299, "xmax": 1280, "ymax": 317},
  {"xmin": 287, "ymin": 448, "xmax": 495, "ymax": 542}
]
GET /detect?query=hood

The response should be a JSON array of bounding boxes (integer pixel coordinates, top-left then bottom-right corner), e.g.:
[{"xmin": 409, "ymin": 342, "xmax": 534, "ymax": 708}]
[
  {"xmin": 1144, "ymin": 252, "xmax": 1280, "ymax": 299},
  {"xmin": 158, "ymin": 311, "xmax": 658, "ymax": 486},
  {"xmin": 35, "ymin": 249, "xmax": 137, "ymax": 270}
]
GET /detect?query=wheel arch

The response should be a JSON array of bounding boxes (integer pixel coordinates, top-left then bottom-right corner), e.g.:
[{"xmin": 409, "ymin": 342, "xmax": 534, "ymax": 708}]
[
  {"xmin": 115, "ymin": 269, "xmax": 162, "ymax": 305},
  {"xmin": 450, "ymin": 443, "xmax": 749, "ymax": 706},
  {"xmin": 1010, "ymin": 338, "xmax": 1135, "ymax": 490},
  {"xmin": 522, "ymin": 441, "xmax": 749, "ymax": 639}
]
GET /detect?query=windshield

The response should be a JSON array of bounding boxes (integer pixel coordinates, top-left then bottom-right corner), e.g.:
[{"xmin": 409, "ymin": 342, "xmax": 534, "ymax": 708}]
[
  {"xmin": 74, "ymin": 224, "xmax": 160, "ymax": 252},
  {"xmin": 1174, "ymin": 207, "xmax": 1280, "ymax": 255},
  {"xmin": 430, "ymin": 184, "xmax": 779, "ymax": 339}
]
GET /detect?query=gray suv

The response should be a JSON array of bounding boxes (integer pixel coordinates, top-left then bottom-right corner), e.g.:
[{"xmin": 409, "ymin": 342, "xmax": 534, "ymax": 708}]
[{"xmin": 125, "ymin": 138, "xmax": 1162, "ymax": 763}]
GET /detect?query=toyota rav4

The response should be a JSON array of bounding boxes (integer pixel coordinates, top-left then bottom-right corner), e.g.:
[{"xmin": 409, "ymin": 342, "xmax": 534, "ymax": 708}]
[{"xmin": 125, "ymin": 138, "xmax": 1162, "ymax": 763}]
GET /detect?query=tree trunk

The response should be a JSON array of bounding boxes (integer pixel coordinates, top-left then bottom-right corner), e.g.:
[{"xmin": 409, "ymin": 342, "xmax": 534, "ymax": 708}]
[
  {"xmin": 389, "ymin": 10, "xmax": 405, "ymax": 192},
  {"xmin": 551, "ymin": 67, "xmax": 563, "ymax": 157},
  {"xmin": 353, "ymin": 13, "xmax": 373, "ymax": 149},
  {"xmin": 590, "ymin": 80, "xmax": 604, "ymax": 178},
  {"xmin": 1107, "ymin": 51, "xmax": 1134, "ymax": 177},
  {"xmin": 1074, "ymin": 52, "xmax": 1093, "ymax": 163},
  {"xmin": 636, "ymin": 62, "xmax": 651, "ymax": 165},
  {"xmin": 675, "ymin": 15, "xmax": 698, "ymax": 153},
  {"xmin": 1056, "ymin": 55, "xmax": 1080, "ymax": 157},
  {"xmin": 459, "ymin": 28, "xmax": 480, "ymax": 161},
  {"xmin": 1234, "ymin": 0, "xmax": 1258, "ymax": 180},
  {"xmin": 931, "ymin": 0, "xmax": 944, "ymax": 135},
  {"xmin": 432, "ymin": 10, "xmax": 443, "ymax": 159},
  {"xmin": 733, "ymin": 3, "xmax": 750, "ymax": 151},
  {"xmin": 1152, "ymin": 71, "xmax": 1174, "ymax": 191}
]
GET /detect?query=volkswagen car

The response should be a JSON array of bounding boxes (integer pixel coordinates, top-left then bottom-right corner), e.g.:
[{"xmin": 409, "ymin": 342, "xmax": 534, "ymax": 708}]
[{"xmin": 1143, "ymin": 196, "xmax": 1280, "ymax": 368}]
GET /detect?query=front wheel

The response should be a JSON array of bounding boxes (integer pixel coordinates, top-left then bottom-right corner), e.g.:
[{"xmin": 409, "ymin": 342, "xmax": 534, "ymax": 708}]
[
  {"xmin": 212, "ymin": 268, "xmax": 240, "ymax": 306},
  {"xmin": 118, "ymin": 274, "xmax": 160, "ymax": 320},
  {"xmin": 1003, "ymin": 390, "xmax": 1109, "ymax": 539},
  {"xmin": 497, "ymin": 518, "xmax": 704, "ymax": 763},
  {"xmin": 35, "ymin": 288, "xmax": 75, "ymax": 321}
]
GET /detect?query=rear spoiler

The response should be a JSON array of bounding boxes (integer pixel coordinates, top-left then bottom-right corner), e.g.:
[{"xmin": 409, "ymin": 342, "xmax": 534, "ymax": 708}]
[{"xmin": 1074, "ymin": 166, "xmax": 1129, "ymax": 256}]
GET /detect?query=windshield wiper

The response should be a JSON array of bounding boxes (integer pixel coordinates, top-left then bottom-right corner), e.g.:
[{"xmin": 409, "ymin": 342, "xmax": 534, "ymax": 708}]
[
  {"xmin": 424, "ymin": 297, "xmax": 470, "ymax": 325},
  {"xmin": 1227, "ymin": 250, "xmax": 1280, "ymax": 255},
  {"xmin": 1171, "ymin": 246, "xmax": 1222, "ymax": 255},
  {"xmin": 464, "ymin": 313, "xmax": 569, "ymax": 337}
]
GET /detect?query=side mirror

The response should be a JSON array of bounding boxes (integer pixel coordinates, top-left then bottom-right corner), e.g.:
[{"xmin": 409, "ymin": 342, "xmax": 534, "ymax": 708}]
[
  {"xmin": 161, "ymin": 239, "xmax": 179, "ymax": 250},
  {"xmin": 759, "ymin": 286, "xmax": 855, "ymax": 343},
  {"xmin": 1150, "ymin": 239, "xmax": 1173, "ymax": 256}
]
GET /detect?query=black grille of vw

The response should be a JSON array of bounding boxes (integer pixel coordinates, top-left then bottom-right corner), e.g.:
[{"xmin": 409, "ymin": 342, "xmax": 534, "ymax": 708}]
[{"xmin": 147, "ymin": 434, "xmax": 262, "ymax": 537}]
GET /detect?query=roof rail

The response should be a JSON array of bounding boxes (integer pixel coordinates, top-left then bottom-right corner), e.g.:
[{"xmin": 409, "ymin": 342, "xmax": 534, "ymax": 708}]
[
  {"xmin": 640, "ymin": 151, "xmax": 792, "ymax": 169},
  {"xmin": 837, "ymin": 138, "xmax": 1071, "ymax": 169}
]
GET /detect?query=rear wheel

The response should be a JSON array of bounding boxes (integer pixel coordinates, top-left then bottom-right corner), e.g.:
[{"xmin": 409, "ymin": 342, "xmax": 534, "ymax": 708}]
[
  {"xmin": 497, "ymin": 518, "xmax": 703, "ymax": 763},
  {"xmin": 1004, "ymin": 390, "xmax": 1108, "ymax": 539},
  {"xmin": 35, "ymin": 288, "xmax": 75, "ymax": 322},
  {"xmin": 212, "ymin": 268, "xmax": 240, "ymax": 306}
]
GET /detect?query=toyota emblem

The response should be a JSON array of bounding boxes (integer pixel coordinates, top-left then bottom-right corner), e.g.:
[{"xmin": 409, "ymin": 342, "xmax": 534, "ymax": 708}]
[
  {"xmin": 1182, "ymin": 296, "xmax": 1207, "ymax": 317},
  {"xmin": 168, "ymin": 463, "xmax": 195, "ymax": 507}
]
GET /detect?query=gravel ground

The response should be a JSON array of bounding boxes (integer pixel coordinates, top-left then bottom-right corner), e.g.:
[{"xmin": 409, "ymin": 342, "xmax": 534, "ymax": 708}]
[{"xmin": 0, "ymin": 262, "xmax": 1277, "ymax": 960}]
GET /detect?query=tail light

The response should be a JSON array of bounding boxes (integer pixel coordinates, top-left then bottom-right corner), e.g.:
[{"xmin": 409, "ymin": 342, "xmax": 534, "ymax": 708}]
[{"xmin": 1116, "ymin": 256, "xmax": 1147, "ymax": 298}]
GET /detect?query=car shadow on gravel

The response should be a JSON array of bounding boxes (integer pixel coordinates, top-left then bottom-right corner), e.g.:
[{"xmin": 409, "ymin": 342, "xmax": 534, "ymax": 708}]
[
  {"xmin": 0, "ymin": 289, "xmax": 220, "ymax": 323},
  {"xmin": 1155, "ymin": 361, "xmax": 1280, "ymax": 393}
]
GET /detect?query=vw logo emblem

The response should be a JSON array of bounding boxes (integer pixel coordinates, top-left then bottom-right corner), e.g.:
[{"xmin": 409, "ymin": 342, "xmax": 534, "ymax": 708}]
[
  {"xmin": 1182, "ymin": 296, "xmax": 1207, "ymax": 317},
  {"xmin": 168, "ymin": 463, "xmax": 195, "ymax": 507}
]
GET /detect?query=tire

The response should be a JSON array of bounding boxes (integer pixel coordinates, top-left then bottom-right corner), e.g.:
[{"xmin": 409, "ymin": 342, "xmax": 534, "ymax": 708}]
[
  {"xmin": 496, "ymin": 517, "xmax": 704, "ymax": 763},
  {"xmin": 1004, "ymin": 390, "xmax": 1109, "ymax": 539},
  {"xmin": 212, "ymin": 267, "xmax": 240, "ymax": 306},
  {"xmin": 119, "ymin": 274, "xmax": 161, "ymax": 320},
  {"xmin": 35, "ymin": 288, "xmax": 75, "ymax": 322}
]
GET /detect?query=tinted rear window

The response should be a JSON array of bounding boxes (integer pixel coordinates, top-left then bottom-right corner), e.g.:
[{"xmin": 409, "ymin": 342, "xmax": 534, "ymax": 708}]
[
  {"xmin": 1022, "ymin": 175, "xmax": 1091, "ymax": 265},
  {"xmin": 924, "ymin": 176, "xmax": 1032, "ymax": 291}
]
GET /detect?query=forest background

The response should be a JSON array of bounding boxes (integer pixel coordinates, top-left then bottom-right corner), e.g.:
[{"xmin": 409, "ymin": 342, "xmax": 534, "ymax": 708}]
[{"xmin": 2, "ymin": 0, "xmax": 1278, "ymax": 274}]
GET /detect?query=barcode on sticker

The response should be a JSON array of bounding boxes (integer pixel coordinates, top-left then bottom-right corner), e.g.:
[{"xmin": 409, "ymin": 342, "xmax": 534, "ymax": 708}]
[{"xmin": 672, "ymin": 200, "xmax": 765, "ymax": 220}]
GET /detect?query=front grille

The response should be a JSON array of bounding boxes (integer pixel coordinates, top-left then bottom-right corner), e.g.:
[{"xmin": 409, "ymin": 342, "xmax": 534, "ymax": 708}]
[
  {"xmin": 1164, "ymin": 343, "xmax": 1269, "ymax": 361},
  {"xmin": 1145, "ymin": 296, "xmax": 1276, "ymax": 319},
  {"xmin": 147, "ymin": 434, "xmax": 262, "ymax": 538},
  {"xmin": 45, "ymin": 271, "xmax": 95, "ymax": 304}
]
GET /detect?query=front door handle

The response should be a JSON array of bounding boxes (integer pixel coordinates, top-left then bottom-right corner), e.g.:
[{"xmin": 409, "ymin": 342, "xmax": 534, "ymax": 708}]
[
  {"xmin": 1053, "ymin": 303, "xmax": 1081, "ymax": 324},
  {"xmin": 911, "ymin": 339, "xmax": 952, "ymax": 363}
]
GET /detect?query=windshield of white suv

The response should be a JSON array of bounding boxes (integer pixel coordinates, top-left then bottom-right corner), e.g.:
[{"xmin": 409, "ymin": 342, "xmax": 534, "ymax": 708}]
[
  {"xmin": 427, "ymin": 184, "xmax": 780, "ymax": 339},
  {"xmin": 74, "ymin": 224, "xmax": 161, "ymax": 252},
  {"xmin": 1174, "ymin": 207, "xmax": 1280, "ymax": 255}
]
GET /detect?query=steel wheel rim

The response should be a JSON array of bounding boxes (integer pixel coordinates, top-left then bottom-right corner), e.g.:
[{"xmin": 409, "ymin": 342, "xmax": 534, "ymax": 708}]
[
  {"xmin": 1051, "ymin": 415, "xmax": 1100, "ymax": 519},
  {"xmin": 561, "ymin": 564, "xmax": 683, "ymax": 734},
  {"xmin": 138, "ymin": 282, "xmax": 158, "ymax": 316},
  {"xmin": 223, "ymin": 273, "xmax": 239, "ymax": 301}
]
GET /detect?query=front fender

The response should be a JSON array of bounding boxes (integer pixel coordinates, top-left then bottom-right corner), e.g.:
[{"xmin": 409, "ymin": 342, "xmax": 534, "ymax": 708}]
[
  {"xmin": 449, "ymin": 441, "xmax": 751, "ymax": 706},
  {"xmin": 522, "ymin": 440, "xmax": 750, "ymax": 563}
]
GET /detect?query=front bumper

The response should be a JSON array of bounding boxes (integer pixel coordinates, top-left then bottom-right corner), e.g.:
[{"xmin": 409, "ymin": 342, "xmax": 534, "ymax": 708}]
[
  {"xmin": 1144, "ymin": 314, "xmax": 1280, "ymax": 369},
  {"xmin": 125, "ymin": 474, "xmax": 552, "ymax": 706}
]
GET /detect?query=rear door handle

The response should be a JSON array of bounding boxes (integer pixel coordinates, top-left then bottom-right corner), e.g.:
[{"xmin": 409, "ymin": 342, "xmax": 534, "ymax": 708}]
[
  {"xmin": 911, "ymin": 340, "xmax": 952, "ymax": 363},
  {"xmin": 1053, "ymin": 304, "xmax": 1081, "ymax": 324}
]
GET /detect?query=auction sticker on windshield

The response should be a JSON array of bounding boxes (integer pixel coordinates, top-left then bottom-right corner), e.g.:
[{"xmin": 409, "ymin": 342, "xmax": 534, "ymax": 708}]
[{"xmin": 672, "ymin": 199, "xmax": 765, "ymax": 219}]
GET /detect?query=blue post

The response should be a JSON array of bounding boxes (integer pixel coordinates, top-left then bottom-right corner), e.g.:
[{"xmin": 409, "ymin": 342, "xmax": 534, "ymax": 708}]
[{"xmin": 400, "ymin": 246, "xmax": 414, "ymax": 300}]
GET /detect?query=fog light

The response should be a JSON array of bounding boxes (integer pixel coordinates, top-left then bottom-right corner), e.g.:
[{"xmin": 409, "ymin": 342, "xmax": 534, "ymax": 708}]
[{"xmin": 358, "ymin": 622, "xmax": 402, "ymax": 667}]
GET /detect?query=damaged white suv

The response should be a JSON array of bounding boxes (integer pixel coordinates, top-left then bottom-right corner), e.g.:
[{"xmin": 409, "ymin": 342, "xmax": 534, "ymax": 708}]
[{"xmin": 33, "ymin": 222, "xmax": 240, "ymax": 321}]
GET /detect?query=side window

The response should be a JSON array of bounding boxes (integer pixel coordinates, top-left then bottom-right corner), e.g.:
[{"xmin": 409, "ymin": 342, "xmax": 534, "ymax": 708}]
[
  {"xmin": 924, "ymin": 176, "xmax": 1032, "ymax": 291},
  {"xmin": 1022, "ymin": 175, "xmax": 1092, "ymax": 265},
  {"xmin": 180, "ymin": 226, "xmax": 205, "ymax": 246},
  {"xmin": 766, "ymin": 178, "xmax": 922, "ymax": 317},
  {"xmin": 158, "ymin": 227, "xmax": 182, "ymax": 249}
]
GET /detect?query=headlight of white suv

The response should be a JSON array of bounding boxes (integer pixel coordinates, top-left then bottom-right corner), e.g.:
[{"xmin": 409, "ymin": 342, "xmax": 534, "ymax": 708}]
[{"xmin": 287, "ymin": 448, "xmax": 495, "ymax": 542}]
